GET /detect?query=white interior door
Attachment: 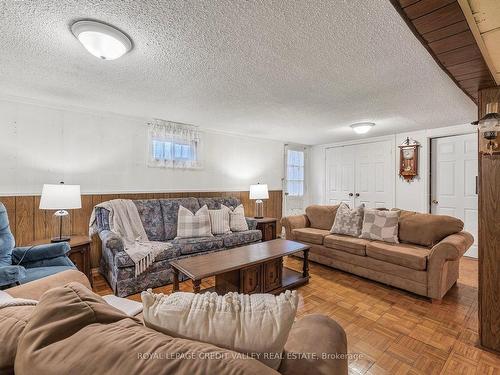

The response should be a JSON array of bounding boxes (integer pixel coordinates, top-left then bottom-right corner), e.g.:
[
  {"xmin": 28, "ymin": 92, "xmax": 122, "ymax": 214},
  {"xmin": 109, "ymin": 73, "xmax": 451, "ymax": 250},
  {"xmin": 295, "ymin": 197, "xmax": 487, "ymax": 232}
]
[
  {"xmin": 431, "ymin": 133, "xmax": 478, "ymax": 258},
  {"xmin": 326, "ymin": 145, "xmax": 355, "ymax": 207},
  {"xmin": 354, "ymin": 141, "xmax": 394, "ymax": 209},
  {"xmin": 326, "ymin": 140, "xmax": 394, "ymax": 209},
  {"xmin": 284, "ymin": 145, "xmax": 307, "ymax": 216}
]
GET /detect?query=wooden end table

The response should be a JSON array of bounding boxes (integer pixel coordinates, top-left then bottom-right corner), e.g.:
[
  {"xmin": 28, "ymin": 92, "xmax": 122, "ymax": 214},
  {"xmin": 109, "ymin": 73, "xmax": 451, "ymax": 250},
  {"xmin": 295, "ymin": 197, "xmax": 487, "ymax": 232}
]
[
  {"xmin": 30, "ymin": 235, "xmax": 92, "ymax": 286},
  {"xmin": 170, "ymin": 239, "xmax": 309, "ymax": 295},
  {"xmin": 254, "ymin": 217, "xmax": 278, "ymax": 241}
]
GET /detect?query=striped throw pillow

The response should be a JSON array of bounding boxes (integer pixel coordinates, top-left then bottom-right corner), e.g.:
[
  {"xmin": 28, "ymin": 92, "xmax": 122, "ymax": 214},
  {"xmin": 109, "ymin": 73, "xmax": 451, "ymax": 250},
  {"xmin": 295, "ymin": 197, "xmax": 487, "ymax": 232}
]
[
  {"xmin": 176, "ymin": 205, "xmax": 213, "ymax": 239},
  {"xmin": 209, "ymin": 206, "xmax": 231, "ymax": 235}
]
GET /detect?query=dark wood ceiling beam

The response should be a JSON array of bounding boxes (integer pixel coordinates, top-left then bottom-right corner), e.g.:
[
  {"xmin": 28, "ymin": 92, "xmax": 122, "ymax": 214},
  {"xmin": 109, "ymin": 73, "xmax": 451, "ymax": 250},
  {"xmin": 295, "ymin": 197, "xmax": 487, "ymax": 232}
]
[
  {"xmin": 428, "ymin": 30, "xmax": 475, "ymax": 54},
  {"xmin": 400, "ymin": 0, "xmax": 421, "ymax": 7},
  {"xmin": 389, "ymin": 0, "xmax": 497, "ymax": 104},
  {"xmin": 404, "ymin": 0, "xmax": 456, "ymax": 20},
  {"xmin": 413, "ymin": 2, "xmax": 465, "ymax": 34},
  {"xmin": 422, "ymin": 20, "xmax": 469, "ymax": 43},
  {"xmin": 438, "ymin": 44, "xmax": 482, "ymax": 67}
]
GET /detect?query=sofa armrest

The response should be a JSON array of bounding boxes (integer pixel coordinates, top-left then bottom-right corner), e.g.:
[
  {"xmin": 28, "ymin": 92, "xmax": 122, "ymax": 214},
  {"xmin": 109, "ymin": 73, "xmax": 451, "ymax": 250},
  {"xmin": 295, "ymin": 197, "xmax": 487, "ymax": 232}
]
[
  {"xmin": 245, "ymin": 217, "xmax": 258, "ymax": 230},
  {"xmin": 99, "ymin": 230, "xmax": 125, "ymax": 255},
  {"xmin": 428, "ymin": 231, "xmax": 474, "ymax": 262},
  {"xmin": 280, "ymin": 214, "xmax": 310, "ymax": 240},
  {"xmin": 12, "ymin": 242, "xmax": 71, "ymax": 264},
  {"xmin": 0, "ymin": 265, "xmax": 26, "ymax": 287},
  {"xmin": 5, "ymin": 269, "xmax": 91, "ymax": 300},
  {"xmin": 280, "ymin": 314, "xmax": 348, "ymax": 375},
  {"xmin": 427, "ymin": 231, "xmax": 474, "ymax": 299}
]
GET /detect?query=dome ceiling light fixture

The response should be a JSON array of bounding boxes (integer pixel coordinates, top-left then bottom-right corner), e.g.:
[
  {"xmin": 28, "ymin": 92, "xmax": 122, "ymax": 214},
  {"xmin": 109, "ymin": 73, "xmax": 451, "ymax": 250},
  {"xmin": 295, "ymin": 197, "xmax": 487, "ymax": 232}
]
[
  {"xmin": 71, "ymin": 20, "xmax": 132, "ymax": 60},
  {"xmin": 350, "ymin": 122, "xmax": 375, "ymax": 134}
]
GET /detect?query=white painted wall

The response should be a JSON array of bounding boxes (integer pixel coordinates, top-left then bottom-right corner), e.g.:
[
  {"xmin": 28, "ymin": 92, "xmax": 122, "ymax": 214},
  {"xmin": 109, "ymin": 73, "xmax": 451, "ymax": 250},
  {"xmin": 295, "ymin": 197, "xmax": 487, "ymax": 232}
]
[
  {"xmin": 0, "ymin": 97, "xmax": 284, "ymax": 195},
  {"xmin": 310, "ymin": 124, "xmax": 476, "ymax": 213}
]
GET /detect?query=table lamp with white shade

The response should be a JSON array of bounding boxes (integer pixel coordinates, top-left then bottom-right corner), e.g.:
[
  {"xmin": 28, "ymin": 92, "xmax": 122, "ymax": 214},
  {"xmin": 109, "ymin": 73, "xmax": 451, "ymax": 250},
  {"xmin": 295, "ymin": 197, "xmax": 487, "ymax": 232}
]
[
  {"xmin": 39, "ymin": 182, "xmax": 82, "ymax": 242},
  {"xmin": 249, "ymin": 183, "xmax": 269, "ymax": 219}
]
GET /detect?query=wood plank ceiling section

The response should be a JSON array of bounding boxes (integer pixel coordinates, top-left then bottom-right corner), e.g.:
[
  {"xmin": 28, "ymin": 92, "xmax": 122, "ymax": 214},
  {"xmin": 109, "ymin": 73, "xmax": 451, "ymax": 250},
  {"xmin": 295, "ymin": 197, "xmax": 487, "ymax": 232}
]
[{"xmin": 390, "ymin": 0, "xmax": 496, "ymax": 103}]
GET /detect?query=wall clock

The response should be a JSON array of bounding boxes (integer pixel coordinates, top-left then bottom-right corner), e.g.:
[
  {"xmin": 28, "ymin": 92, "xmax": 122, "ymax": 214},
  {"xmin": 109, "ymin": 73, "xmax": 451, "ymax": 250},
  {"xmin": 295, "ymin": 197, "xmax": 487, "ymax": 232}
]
[{"xmin": 399, "ymin": 137, "xmax": 420, "ymax": 182}]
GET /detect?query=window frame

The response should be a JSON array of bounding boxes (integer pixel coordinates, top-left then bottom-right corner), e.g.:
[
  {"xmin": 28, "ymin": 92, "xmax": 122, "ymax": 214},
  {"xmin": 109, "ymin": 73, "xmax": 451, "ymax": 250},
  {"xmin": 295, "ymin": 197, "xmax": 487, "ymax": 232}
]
[{"xmin": 286, "ymin": 149, "xmax": 305, "ymax": 197}]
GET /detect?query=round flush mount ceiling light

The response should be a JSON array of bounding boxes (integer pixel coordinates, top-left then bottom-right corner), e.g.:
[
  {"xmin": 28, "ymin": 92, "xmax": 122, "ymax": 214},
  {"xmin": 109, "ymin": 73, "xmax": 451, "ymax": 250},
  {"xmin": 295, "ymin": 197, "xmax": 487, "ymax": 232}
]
[
  {"xmin": 350, "ymin": 122, "xmax": 375, "ymax": 134},
  {"xmin": 71, "ymin": 20, "xmax": 132, "ymax": 60}
]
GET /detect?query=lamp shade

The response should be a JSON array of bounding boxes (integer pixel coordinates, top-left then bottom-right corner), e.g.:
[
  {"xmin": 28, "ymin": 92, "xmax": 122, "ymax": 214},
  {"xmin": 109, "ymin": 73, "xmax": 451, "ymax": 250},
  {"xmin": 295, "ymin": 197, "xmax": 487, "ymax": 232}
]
[
  {"xmin": 39, "ymin": 184, "xmax": 82, "ymax": 210},
  {"xmin": 249, "ymin": 184, "xmax": 269, "ymax": 200}
]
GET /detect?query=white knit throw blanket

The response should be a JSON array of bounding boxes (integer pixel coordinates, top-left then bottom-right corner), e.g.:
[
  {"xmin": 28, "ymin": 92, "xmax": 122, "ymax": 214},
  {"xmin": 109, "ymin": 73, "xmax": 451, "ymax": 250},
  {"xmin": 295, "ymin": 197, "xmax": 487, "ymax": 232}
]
[
  {"xmin": 89, "ymin": 199, "xmax": 171, "ymax": 277},
  {"xmin": 0, "ymin": 291, "xmax": 38, "ymax": 309}
]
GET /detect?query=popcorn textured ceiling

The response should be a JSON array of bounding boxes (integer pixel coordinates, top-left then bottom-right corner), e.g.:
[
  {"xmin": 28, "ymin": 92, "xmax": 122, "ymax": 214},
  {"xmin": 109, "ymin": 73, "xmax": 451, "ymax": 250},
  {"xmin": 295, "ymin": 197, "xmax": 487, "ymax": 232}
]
[{"xmin": 0, "ymin": 0, "xmax": 476, "ymax": 144}]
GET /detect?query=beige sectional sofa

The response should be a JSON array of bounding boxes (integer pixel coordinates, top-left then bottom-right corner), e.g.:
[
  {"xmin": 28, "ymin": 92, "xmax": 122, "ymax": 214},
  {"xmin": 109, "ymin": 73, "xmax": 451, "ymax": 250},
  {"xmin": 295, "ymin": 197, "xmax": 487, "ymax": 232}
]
[
  {"xmin": 281, "ymin": 205, "xmax": 474, "ymax": 302},
  {"xmin": 1, "ymin": 270, "xmax": 348, "ymax": 375}
]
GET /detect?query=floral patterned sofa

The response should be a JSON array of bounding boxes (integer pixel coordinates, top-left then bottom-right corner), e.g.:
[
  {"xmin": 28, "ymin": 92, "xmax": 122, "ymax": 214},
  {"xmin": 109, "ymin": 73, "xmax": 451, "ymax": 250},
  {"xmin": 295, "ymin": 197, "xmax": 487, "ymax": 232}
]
[{"xmin": 95, "ymin": 197, "xmax": 261, "ymax": 296}]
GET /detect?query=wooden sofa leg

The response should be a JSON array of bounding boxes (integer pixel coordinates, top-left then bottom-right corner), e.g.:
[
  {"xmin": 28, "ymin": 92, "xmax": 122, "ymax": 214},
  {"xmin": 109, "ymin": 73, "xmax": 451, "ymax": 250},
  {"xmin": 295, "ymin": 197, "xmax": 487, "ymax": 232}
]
[{"xmin": 431, "ymin": 298, "xmax": 442, "ymax": 304}]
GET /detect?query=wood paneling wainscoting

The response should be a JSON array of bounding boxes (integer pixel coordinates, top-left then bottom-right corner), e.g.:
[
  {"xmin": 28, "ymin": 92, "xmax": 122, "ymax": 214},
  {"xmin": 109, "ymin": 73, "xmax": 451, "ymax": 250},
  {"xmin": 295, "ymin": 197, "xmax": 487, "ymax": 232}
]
[{"xmin": 0, "ymin": 190, "xmax": 283, "ymax": 268}]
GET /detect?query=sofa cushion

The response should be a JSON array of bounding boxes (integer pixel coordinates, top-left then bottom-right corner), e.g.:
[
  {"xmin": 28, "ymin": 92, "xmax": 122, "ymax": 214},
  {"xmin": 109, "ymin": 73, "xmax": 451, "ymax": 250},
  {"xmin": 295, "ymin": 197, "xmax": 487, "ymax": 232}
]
[
  {"xmin": 330, "ymin": 203, "xmax": 364, "ymax": 237},
  {"xmin": 0, "ymin": 304, "xmax": 35, "ymax": 373},
  {"xmin": 292, "ymin": 228, "xmax": 330, "ymax": 245},
  {"xmin": 324, "ymin": 234, "xmax": 370, "ymax": 256},
  {"xmin": 18, "ymin": 266, "xmax": 76, "ymax": 284},
  {"xmin": 133, "ymin": 200, "xmax": 166, "ymax": 241},
  {"xmin": 15, "ymin": 283, "xmax": 275, "ymax": 375},
  {"xmin": 159, "ymin": 198, "xmax": 201, "ymax": 240},
  {"xmin": 197, "ymin": 197, "xmax": 241, "ymax": 210},
  {"xmin": 396, "ymin": 210, "xmax": 464, "ymax": 247},
  {"xmin": 305, "ymin": 205, "xmax": 339, "ymax": 230},
  {"xmin": 172, "ymin": 236, "xmax": 224, "ymax": 255},
  {"xmin": 366, "ymin": 241, "xmax": 431, "ymax": 271},
  {"xmin": 219, "ymin": 230, "xmax": 262, "ymax": 247}
]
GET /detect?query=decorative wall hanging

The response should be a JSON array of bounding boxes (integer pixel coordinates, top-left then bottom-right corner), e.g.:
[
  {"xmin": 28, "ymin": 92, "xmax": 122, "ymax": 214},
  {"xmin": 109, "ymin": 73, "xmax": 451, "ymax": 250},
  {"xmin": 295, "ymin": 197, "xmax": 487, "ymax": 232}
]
[{"xmin": 398, "ymin": 137, "xmax": 420, "ymax": 182}]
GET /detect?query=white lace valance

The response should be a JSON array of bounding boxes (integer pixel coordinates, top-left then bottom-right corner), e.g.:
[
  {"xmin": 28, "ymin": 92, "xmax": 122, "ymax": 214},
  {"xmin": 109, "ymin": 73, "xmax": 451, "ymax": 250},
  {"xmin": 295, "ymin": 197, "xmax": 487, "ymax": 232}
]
[{"xmin": 147, "ymin": 119, "xmax": 203, "ymax": 169}]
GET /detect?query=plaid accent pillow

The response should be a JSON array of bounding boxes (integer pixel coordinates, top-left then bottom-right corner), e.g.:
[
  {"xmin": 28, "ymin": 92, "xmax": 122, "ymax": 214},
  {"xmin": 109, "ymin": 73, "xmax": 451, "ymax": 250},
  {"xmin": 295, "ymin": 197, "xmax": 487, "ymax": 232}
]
[
  {"xmin": 222, "ymin": 204, "xmax": 249, "ymax": 232},
  {"xmin": 360, "ymin": 209, "xmax": 400, "ymax": 243},
  {"xmin": 330, "ymin": 202, "xmax": 364, "ymax": 237},
  {"xmin": 176, "ymin": 205, "xmax": 213, "ymax": 239},
  {"xmin": 209, "ymin": 206, "xmax": 231, "ymax": 235}
]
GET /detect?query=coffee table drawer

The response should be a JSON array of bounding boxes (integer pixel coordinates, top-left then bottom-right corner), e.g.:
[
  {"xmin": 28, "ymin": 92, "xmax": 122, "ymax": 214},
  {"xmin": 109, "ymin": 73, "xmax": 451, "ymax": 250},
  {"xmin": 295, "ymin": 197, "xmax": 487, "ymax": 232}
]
[
  {"xmin": 263, "ymin": 258, "xmax": 283, "ymax": 292},
  {"xmin": 240, "ymin": 264, "xmax": 263, "ymax": 294}
]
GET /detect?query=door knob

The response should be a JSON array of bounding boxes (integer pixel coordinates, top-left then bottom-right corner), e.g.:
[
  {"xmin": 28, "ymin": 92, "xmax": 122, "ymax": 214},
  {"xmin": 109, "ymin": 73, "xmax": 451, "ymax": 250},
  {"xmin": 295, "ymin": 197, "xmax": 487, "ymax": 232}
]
[
  {"xmin": 432, "ymin": 199, "xmax": 438, "ymax": 204},
  {"xmin": 355, "ymin": 193, "xmax": 360, "ymax": 197},
  {"xmin": 349, "ymin": 193, "xmax": 353, "ymax": 197}
]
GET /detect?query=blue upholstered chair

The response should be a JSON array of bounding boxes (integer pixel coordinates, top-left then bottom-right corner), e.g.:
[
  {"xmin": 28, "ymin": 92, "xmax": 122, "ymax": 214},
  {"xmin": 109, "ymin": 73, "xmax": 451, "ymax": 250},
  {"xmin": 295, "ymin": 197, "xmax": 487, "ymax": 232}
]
[{"xmin": 0, "ymin": 203, "xmax": 75, "ymax": 288}]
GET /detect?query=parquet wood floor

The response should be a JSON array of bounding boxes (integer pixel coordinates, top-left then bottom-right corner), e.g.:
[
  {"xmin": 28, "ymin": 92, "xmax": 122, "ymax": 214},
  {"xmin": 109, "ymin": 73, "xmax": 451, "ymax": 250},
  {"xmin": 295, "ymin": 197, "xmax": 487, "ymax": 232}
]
[{"xmin": 92, "ymin": 256, "xmax": 500, "ymax": 374}]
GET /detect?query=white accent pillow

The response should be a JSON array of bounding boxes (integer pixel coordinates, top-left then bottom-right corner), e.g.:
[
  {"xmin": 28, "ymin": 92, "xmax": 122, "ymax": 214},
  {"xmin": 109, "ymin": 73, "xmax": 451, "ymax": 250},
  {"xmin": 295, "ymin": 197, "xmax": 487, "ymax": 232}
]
[
  {"xmin": 141, "ymin": 290, "xmax": 298, "ymax": 370},
  {"xmin": 208, "ymin": 206, "xmax": 231, "ymax": 235},
  {"xmin": 222, "ymin": 204, "xmax": 249, "ymax": 232},
  {"xmin": 176, "ymin": 205, "xmax": 212, "ymax": 239}
]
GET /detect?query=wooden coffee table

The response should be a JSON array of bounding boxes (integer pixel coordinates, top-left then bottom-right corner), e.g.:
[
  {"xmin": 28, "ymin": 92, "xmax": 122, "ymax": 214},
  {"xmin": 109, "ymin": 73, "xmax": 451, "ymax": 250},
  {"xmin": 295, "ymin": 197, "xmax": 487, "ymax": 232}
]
[{"xmin": 170, "ymin": 239, "xmax": 310, "ymax": 295}]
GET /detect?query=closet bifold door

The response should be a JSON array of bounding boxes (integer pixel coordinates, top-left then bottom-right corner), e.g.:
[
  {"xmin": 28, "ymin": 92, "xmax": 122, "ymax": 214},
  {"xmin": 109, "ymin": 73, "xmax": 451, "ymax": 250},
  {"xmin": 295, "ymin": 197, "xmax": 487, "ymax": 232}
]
[{"xmin": 325, "ymin": 140, "xmax": 394, "ymax": 209}]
